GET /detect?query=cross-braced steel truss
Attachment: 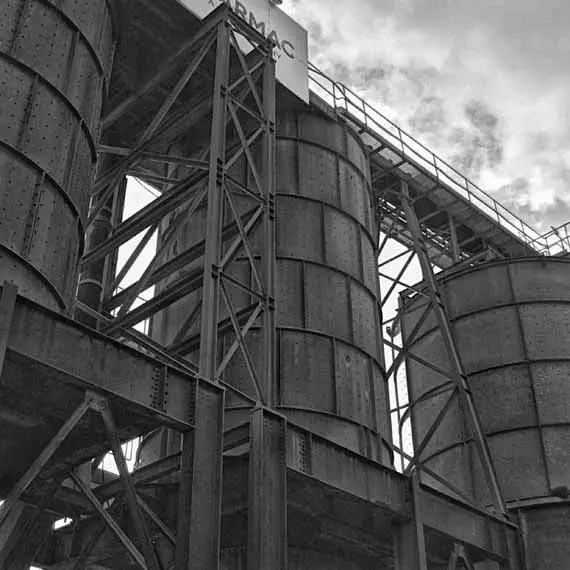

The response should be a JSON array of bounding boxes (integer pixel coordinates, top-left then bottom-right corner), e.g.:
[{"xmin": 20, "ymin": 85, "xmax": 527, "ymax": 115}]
[
  {"xmin": 373, "ymin": 177, "xmax": 523, "ymax": 569},
  {"xmin": 77, "ymin": 6, "xmax": 276, "ymax": 407},
  {"xmin": 16, "ymin": 6, "xmax": 281, "ymax": 570}
]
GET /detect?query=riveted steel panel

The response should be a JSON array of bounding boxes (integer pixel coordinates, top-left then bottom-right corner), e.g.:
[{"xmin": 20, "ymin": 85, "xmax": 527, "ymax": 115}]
[
  {"xmin": 361, "ymin": 233, "xmax": 378, "ymax": 296},
  {"xmin": 26, "ymin": 180, "xmax": 80, "ymax": 301},
  {"xmin": 350, "ymin": 281, "xmax": 379, "ymax": 359},
  {"xmin": 0, "ymin": 0, "xmax": 114, "ymax": 311},
  {"xmin": 298, "ymin": 143, "xmax": 339, "ymax": 206},
  {"xmin": 0, "ymin": 59, "xmax": 33, "ymax": 147},
  {"xmin": 275, "ymin": 138, "xmax": 298, "ymax": 195},
  {"xmin": 339, "ymin": 160, "xmax": 371, "ymax": 232},
  {"xmin": 276, "ymin": 259, "xmax": 303, "ymax": 328},
  {"xmin": 372, "ymin": 362, "xmax": 390, "ymax": 437},
  {"xmin": 533, "ymin": 361, "xmax": 570, "ymax": 424},
  {"xmin": 150, "ymin": 109, "xmax": 390, "ymax": 463},
  {"xmin": 304, "ymin": 263, "xmax": 350, "ymax": 342},
  {"xmin": 280, "ymin": 330, "xmax": 335, "ymax": 413},
  {"xmin": 405, "ymin": 330, "xmax": 448, "ymax": 391},
  {"xmin": 523, "ymin": 505, "xmax": 570, "ymax": 570},
  {"xmin": 403, "ymin": 258, "xmax": 570, "ymax": 511},
  {"xmin": 471, "ymin": 364, "xmax": 537, "ymax": 433},
  {"xmin": 335, "ymin": 343, "xmax": 374, "ymax": 429},
  {"xmin": 488, "ymin": 430, "xmax": 549, "ymax": 501},
  {"xmin": 296, "ymin": 112, "xmax": 345, "ymax": 154},
  {"xmin": 443, "ymin": 262, "xmax": 512, "ymax": 318},
  {"xmin": 345, "ymin": 129, "xmax": 370, "ymax": 182},
  {"xmin": 521, "ymin": 304, "xmax": 570, "ymax": 360},
  {"xmin": 509, "ymin": 259, "xmax": 570, "ymax": 301},
  {"xmin": 324, "ymin": 208, "xmax": 361, "ymax": 279},
  {"xmin": 453, "ymin": 306, "xmax": 524, "ymax": 373},
  {"xmin": 542, "ymin": 426, "xmax": 570, "ymax": 491},
  {"xmin": 277, "ymin": 197, "xmax": 323, "ymax": 263}
]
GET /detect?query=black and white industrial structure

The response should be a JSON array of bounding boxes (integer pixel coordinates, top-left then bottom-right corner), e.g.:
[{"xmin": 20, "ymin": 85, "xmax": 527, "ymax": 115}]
[{"xmin": 1, "ymin": 0, "xmax": 570, "ymax": 568}]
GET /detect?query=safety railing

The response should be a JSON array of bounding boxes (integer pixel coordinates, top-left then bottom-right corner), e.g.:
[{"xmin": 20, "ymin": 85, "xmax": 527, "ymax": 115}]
[
  {"xmin": 530, "ymin": 221, "xmax": 570, "ymax": 255},
  {"xmin": 308, "ymin": 63, "xmax": 565, "ymax": 256}
]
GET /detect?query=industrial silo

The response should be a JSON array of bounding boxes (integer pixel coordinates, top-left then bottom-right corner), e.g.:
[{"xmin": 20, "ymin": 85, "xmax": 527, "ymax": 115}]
[
  {"xmin": 0, "ymin": 0, "xmax": 115, "ymax": 566},
  {"xmin": 0, "ymin": 0, "xmax": 115, "ymax": 313},
  {"xmin": 150, "ymin": 106, "xmax": 391, "ymax": 463},
  {"xmin": 144, "ymin": 104, "xmax": 393, "ymax": 568},
  {"xmin": 402, "ymin": 257, "xmax": 570, "ymax": 568}
]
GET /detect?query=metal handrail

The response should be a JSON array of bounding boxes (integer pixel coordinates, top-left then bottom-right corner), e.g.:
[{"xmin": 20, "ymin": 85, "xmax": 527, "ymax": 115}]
[
  {"xmin": 530, "ymin": 221, "xmax": 570, "ymax": 255},
  {"xmin": 307, "ymin": 63, "xmax": 564, "ymax": 255}
]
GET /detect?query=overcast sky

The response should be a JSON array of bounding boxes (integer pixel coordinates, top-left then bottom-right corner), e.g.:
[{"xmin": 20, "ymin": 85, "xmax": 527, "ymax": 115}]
[{"xmin": 281, "ymin": 0, "xmax": 570, "ymax": 232}]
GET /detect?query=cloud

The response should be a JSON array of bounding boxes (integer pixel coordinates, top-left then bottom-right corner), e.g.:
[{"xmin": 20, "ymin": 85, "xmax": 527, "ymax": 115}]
[{"xmin": 282, "ymin": 0, "xmax": 570, "ymax": 232}]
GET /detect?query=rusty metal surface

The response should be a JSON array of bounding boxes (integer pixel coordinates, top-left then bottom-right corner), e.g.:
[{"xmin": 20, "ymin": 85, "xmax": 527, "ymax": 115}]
[
  {"xmin": 403, "ymin": 257, "xmax": 570, "ymax": 507},
  {"xmin": 148, "ymin": 109, "xmax": 391, "ymax": 463},
  {"xmin": 402, "ymin": 256, "xmax": 570, "ymax": 567},
  {"xmin": 0, "ymin": 290, "xmax": 223, "ymax": 498},
  {"xmin": 0, "ymin": 0, "xmax": 114, "ymax": 312},
  {"xmin": 518, "ymin": 504, "xmax": 570, "ymax": 570},
  {"xmin": 272, "ymin": 111, "xmax": 389, "ymax": 461}
]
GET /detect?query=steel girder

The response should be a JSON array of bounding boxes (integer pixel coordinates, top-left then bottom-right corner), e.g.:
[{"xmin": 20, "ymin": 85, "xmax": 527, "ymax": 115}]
[{"xmin": 72, "ymin": 5, "xmax": 278, "ymax": 570}]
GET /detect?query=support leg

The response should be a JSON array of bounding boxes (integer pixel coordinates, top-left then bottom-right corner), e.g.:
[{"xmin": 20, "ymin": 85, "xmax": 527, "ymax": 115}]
[
  {"xmin": 71, "ymin": 471, "xmax": 147, "ymax": 570},
  {"xmin": 96, "ymin": 397, "xmax": 161, "ymax": 570},
  {"xmin": 175, "ymin": 381, "xmax": 224, "ymax": 570},
  {"xmin": 0, "ymin": 394, "xmax": 94, "ymax": 526},
  {"xmin": 394, "ymin": 472, "xmax": 428, "ymax": 570},
  {"xmin": 248, "ymin": 407, "xmax": 287, "ymax": 570}
]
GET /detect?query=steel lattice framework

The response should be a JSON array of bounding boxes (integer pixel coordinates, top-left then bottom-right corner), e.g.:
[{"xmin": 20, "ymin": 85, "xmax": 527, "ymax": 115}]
[
  {"xmin": 0, "ymin": 6, "xmax": 284, "ymax": 569},
  {"xmin": 0, "ymin": 4, "xmax": 531, "ymax": 570},
  {"xmin": 73, "ymin": 8, "xmax": 519, "ymax": 567}
]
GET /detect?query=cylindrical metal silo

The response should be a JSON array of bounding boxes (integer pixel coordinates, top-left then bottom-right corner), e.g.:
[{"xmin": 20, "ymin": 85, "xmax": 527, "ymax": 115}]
[
  {"xmin": 271, "ymin": 109, "xmax": 390, "ymax": 460},
  {"xmin": 142, "ymin": 105, "xmax": 392, "ymax": 570},
  {"xmin": 150, "ymin": 108, "xmax": 391, "ymax": 463},
  {"xmin": 0, "ymin": 0, "xmax": 115, "ymax": 312},
  {"xmin": 402, "ymin": 257, "xmax": 570, "ymax": 568}
]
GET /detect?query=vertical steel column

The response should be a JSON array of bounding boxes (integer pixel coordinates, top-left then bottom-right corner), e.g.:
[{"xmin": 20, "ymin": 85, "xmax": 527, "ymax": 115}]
[
  {"xmin": 247, "ymin": 408, "xmax": 287, "ymax": 570},
  {"xmin": 198, "ymin": 19, "xmax": 231, "ymax": 378},
  {"xmin": 261, "ymin": 45, "xmax": 277, "ymax": 408},
  {"xmin": 96, "ymin": 398, "xmax": 161, "ymax": 570},
  {"xmin": 393, "ymin": 473, "xmax": 428, "ymax": 570},
  {"xmin": 174, "ymin": 16, "xmax": 231, "ymax": 570},
  {"xmin": 76, "ymin": 170, "xmax": 128, "ymax": 329},
  {"xmin": 448, "ymin": 214, "xmax": 460, "ymax": 263},
  {"xmin": 175, "ymin": 381, "xmax": 225, "ymax": 570},
  {"xmin": 400, "ymin": 181, "xmax": 506, "ymax": 516}
]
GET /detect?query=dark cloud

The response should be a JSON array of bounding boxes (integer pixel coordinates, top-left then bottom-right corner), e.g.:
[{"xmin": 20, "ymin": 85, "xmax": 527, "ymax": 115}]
[
  {"xmin": 409, "ymin": 96, "xmax": 447, "ymax": 137},
  {"xmin": 447, "ymin": 100, "xmax": 504, "ymax": 177}
]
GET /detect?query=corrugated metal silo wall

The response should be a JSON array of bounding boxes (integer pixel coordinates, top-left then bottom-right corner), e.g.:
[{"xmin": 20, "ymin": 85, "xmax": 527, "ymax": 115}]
[
  {"xmin": 0, "ymin": 0, "xmax": 114, "ymax": 311},
  {"xmin": 150, "ymin": 107, "xmax": 391, "ymax": 463},
  {"xmin": 401, "ymin": 257, "xmax": 570, "ymax": 568}
]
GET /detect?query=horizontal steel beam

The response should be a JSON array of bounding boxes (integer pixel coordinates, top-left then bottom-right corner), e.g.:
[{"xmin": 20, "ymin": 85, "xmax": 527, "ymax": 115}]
[
  {"xmin": 417, "ymin": 485, "xmax": 516, "ymax": 563},
  {"xmin": 285, "ymin": 421, "xmax": 517, "ymax": 563},
  {"xmin": 3, "ymin": 291, "xmax": 223, "ymax": 428}
]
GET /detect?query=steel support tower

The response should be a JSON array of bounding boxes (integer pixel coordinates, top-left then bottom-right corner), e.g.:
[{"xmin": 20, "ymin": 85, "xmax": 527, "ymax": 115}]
[{"xmin": 0, "ymin": 1, "xmax": 544, "ymax": 569}]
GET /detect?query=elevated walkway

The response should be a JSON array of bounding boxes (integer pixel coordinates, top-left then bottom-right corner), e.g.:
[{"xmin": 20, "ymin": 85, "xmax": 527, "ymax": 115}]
[{"xmin": 308, "ymin": 66, "xmax": 555, "ymax": 267}]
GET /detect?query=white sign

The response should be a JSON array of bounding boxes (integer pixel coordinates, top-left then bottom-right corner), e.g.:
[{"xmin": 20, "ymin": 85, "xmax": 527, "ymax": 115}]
[{"xmin": 177, "ymin": 0, "xmax": 309, "ymax": 102}]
